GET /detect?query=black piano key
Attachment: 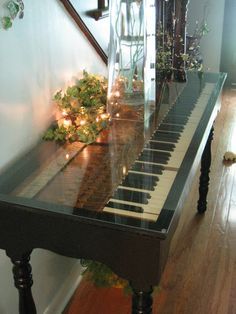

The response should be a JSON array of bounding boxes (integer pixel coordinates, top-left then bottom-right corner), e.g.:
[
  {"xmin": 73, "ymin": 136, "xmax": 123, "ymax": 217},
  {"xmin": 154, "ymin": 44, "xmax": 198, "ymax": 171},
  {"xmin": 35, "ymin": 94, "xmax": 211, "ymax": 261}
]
[
  {"xmin": 153, "ymin": 131, "xmax": 180, "ymax": 141},
  {"xmin": 145, "ymin": 141, "xmax": 175, "ymax": 152},
  {"xmin": 175, "ymin": 101, "xmax": 195, "ymax": 107},
  {"xmin": 122, "ymin": 172, "xmax": 158, "ymax": 191},
  {"xmin": 112, "ymin": 188, "xmax": 150, "ymax": 204},
  {"xmin": 151, "ymin": 133, "xmax": 179, "ymax": 143},
  {"xmin": 165, "ymin": 112, "xmax": 189, "ymax": 117},
  {"xmin": 142, "ymin": 150, "xmax": 171, "ymax": 158},
  {"xmin": 178, "ymin": 93, "xmax": 199, "ymax": 100},
  {"xmin": 174, "ymin": 101, "xmax": 194, "ymax": 106},
  {"xmin": 173, "ymin": 99, "xmax": 195, "ymax": 105},
  {"xmin": 163, "ymin": 116, "xmax": 188, "ymax": 125},
  {"xmin": 138, "ymin": 151, "xmax": 169, "ymax": 164},
  {"xmin": 164, "ymin": 113, "xmax": 189, "ymax": 120},
  {"xmin": 131, "ymin": 162, "xmax": 164, "ymax": 175},
  {"xmin": 158, "ymin": 124, "xmax": 184, "ymax": 133},
  {"xmin": 174, "ymin": 98, "xmax": 195, "ymax": 104},
  {"xmin": 106, "ymin": 201, "xmax": 144, "ymax": 213},
  {"xmin": 125, "ymin": 172, "xmax": 159, "ymax": 183},
  {"xmin": 168, "ymin": 108, "xmax": 193, "ymax": 116},
  {"xmin": 137, "ymin": 157, "xmax": 169, "ymax": 165}
]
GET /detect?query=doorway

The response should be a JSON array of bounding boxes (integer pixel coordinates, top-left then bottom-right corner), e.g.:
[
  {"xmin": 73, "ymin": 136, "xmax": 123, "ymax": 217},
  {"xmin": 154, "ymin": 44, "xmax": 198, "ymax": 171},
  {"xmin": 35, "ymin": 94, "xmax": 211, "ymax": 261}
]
[{"xmin": 220, "ymin": 0, "xmax": 236, "ymax": 87}]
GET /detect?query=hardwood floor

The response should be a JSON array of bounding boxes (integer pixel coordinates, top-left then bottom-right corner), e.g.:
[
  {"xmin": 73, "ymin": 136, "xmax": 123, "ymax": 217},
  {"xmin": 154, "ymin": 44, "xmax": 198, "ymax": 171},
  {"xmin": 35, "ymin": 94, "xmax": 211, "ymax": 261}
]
[{"xmin": 64, "ymin": 89, "xmax": 236, "ymax": 314}]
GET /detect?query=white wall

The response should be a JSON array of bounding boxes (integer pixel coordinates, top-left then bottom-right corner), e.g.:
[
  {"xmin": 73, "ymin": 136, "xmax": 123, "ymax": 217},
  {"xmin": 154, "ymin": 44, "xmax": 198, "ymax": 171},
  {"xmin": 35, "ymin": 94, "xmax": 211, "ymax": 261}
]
[
  {"xmin": 0, "ymin": 0, "xmax": 106, "ymax": 313},
  {"xmin": 187, "ymin": 0, "xmax": 225, "ymax": 72}
]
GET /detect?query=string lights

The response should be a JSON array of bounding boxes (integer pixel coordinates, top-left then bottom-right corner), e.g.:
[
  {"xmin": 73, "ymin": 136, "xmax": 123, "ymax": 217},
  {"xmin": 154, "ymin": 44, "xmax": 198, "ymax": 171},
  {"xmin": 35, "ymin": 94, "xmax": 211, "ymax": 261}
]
[{"xmin": 43, "ymin": 71, "xmax": 110, "ymax": 144}]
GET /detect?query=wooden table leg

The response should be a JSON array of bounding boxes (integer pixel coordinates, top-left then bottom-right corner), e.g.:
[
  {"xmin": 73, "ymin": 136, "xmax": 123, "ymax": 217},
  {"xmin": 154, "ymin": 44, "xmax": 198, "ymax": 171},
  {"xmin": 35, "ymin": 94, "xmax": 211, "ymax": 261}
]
[
  {"xmin": 131, "ymin": 285, "xmax": 153, "ymax": 314},
  {"xmin": 197, "ymin": 126, "xmax": 214, "ymax": 213},
  {"xmin": 7, "ymin": 251, "xmax": 36, "ymax": 314}
]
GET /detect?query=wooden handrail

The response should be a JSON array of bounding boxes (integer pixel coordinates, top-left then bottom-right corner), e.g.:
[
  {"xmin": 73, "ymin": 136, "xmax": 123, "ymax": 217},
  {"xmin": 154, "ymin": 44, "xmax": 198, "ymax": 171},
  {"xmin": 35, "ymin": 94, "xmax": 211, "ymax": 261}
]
[{"xmin": 59, "ymin": 0, "xmax": 108, "ymax": 65}]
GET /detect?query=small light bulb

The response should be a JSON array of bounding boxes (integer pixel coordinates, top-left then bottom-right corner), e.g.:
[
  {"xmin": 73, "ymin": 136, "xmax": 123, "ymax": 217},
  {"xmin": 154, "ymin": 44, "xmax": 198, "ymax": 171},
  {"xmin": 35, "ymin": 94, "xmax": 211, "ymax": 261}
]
[
  {"xmin": 80, "ymin": 119, "xmax": 86, "ymax": 126},
  {"xmin": 114, "ymin": 91, "xmax": 120, "ymax": 97},
  {"xmin": 63, "ymin": 119, "xmax": 72, "ymax": 128},
  {"xmin": 101, "ymin": 113, "xmax": 108, "ymax": 120}
]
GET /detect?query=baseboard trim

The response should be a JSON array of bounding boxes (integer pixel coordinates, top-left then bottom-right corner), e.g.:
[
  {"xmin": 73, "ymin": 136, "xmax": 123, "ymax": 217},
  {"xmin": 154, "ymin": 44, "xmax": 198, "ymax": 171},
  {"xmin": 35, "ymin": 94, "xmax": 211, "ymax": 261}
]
[{"xmin": 43, "ymin": 262, "xmax": 83, "ymax": 314}]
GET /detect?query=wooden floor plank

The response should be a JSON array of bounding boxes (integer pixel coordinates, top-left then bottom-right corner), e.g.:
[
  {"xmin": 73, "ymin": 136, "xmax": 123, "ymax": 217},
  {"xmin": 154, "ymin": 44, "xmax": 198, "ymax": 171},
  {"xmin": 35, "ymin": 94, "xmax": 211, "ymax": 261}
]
[{"xmin": 64, "ymin": 89, "xmax": 236, "ymax": 314}]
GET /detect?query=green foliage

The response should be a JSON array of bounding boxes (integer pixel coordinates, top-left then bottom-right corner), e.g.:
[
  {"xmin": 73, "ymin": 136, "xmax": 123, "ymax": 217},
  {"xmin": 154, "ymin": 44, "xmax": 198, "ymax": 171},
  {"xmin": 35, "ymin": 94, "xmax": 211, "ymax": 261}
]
[
  {"xmin": 42, "ymin": 128, "xmax": 56, "ymax": 141},
  {"xmin": 43, "ymin": 125, "xmax": 71, "ymax": 143},
  {"xmin": 43, "ymin": 71, "xmax": 109, "ymax": 145},
  {"xmin": 1, "ymin": 1, "xmax": 24, "ymax": 30},
  {"xmin": 80, "ymin": 259, "xmax": 131, "ymax": 293},
  {"xmin": 52, "ymin": 126, "xmax": 68, "ymax": 142},
  {"xmin": 7, "ymin": 1, "xmax": 19, "ymax": 19},
  {"xmin": 54, "ymin": 71, "xmax": 107, "ymax": 113},
  {"xmin": 2, "ymin": 16, "xmax": 12, "ymax": 29},
  {"xmin": 76, "ymin": 124, "xmax": 98, "ymax": 144}
]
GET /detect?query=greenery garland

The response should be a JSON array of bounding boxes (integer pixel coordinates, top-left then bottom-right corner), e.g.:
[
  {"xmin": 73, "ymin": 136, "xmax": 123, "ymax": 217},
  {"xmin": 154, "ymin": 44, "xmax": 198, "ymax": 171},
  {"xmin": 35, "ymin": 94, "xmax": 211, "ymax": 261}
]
[
  {"xmin": 43, "ymin": 71, "xmax": 110, "ymax": 145},
  {"xmin": 1, "ymin": 0, "xmax": 24, "ymax": 30}
]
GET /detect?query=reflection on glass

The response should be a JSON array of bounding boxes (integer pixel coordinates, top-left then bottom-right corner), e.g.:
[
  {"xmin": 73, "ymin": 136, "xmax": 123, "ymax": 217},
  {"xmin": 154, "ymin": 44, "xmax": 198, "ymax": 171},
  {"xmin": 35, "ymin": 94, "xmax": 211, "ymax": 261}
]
[{"xmin": 107, "ymin": 0, "xmax": 156, "ymax": 122}]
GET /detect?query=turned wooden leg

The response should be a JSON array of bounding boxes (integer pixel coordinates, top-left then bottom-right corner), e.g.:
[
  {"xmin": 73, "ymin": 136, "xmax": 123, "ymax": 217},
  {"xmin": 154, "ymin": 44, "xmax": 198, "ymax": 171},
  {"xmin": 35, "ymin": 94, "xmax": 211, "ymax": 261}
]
[
  {"xmin": 131, "ymin": 286, "xmax": 153, "ymax": 314},
  {"xmin": 197, "ymin": 127, "xmax": 214, "ymax": 213},
  {"xmin": 7, "ymin": 251, "xmax": 36, "ymax": 314}
]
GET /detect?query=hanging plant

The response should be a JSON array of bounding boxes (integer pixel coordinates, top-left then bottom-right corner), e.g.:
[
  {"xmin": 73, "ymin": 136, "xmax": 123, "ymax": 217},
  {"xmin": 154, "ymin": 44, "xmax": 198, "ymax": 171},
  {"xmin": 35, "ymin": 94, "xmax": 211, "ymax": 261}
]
[
  {"xmin": 1, "ymin": 0, "xmax": 24, "ymax": 30},
  {"xmin": 43, "ymin": 71, "xmax": 110, "ymax": 145}
]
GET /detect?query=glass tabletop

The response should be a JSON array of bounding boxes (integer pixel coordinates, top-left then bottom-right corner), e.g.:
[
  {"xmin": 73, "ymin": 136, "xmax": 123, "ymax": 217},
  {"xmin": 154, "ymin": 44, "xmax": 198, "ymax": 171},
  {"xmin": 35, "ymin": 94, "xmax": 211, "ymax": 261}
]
[{"xmin": 0, "ymin": 72, "xmax": 225, "ymax": 236}]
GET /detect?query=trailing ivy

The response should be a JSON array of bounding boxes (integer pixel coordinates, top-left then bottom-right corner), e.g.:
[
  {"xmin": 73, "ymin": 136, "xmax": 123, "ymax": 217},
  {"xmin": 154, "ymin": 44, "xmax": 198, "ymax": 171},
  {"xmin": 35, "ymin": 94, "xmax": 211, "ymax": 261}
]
[
  {"xmin": 1, "ymin": 0, "xmax": 24, "ymax": 30},
  {"xmin": 43, "ymin": 71, "xmax": 109, "ymax": 145}
]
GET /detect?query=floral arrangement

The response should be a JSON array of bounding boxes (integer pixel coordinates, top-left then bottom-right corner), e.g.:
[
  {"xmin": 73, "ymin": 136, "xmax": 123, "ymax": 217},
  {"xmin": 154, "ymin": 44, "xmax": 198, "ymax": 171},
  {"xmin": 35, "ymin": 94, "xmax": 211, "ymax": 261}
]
[
  {"xmin": 1, "ymin": 0, "xmax": 24, "ymax": 30},
  {"xmin": 182, "ymin": 20, "xmax": 210, "ymax": 71},
  {"xmin": 156, "ymin": 15, "xmax": 209, "ymax": 74},
  {"xmin": 43, "ymin": 71, "xmax": 110, "ymax": 144},
  {"xmin": 156, "ymin": 22, "xmax": 174, "ymax": 74}
]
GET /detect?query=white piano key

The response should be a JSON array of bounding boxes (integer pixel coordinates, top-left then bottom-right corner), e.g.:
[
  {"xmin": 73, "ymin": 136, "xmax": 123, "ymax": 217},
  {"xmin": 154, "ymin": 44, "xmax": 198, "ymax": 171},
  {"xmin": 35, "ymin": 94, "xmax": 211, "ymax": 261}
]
[{"xmin": 103, "ymin": 206, "xmax": 159, "ymax": 221}]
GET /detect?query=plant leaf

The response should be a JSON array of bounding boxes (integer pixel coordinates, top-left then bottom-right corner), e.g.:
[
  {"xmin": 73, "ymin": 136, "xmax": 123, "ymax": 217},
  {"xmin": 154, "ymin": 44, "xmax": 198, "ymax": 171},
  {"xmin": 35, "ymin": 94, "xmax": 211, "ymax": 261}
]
[
  {"xmin": 7, "ymin": 1, "xmax": 20, "ymax": 19},
  {"xmin": 2, "ymin": 16, "xmax": 13, "ymax": 29}
]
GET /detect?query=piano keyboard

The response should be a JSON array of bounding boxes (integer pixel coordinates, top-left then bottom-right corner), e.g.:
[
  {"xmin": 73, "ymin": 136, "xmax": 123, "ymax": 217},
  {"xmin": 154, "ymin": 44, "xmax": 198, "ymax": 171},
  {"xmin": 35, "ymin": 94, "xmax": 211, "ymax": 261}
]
[{"xmin": 103, "ymin": 82, "xmax": 215, "ymax": 221}]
